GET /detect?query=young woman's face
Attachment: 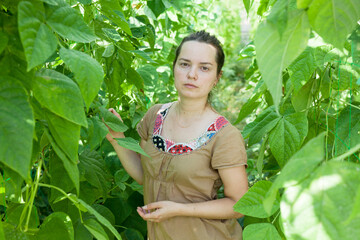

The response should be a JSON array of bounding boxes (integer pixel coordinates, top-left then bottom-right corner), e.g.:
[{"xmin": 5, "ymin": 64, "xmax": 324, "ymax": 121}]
[{"xmin": 173, "ymin": 41, "xmax": 220, "ymax": 100}]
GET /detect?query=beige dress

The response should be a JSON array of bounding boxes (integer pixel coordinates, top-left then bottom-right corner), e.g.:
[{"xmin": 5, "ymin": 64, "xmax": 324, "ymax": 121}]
[{"xmin": 137, "ymin": 103, "xmax": 247, "ymax": 240}]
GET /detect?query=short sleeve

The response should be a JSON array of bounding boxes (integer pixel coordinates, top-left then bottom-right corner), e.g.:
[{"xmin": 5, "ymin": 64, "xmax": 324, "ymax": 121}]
[
  {"xmin": 136, "ymin": 104, "xmax": 162, "ymax": 140},
  {"xmin": 211, "ymin": 125, "xmax": 247, "ymax": 169}
]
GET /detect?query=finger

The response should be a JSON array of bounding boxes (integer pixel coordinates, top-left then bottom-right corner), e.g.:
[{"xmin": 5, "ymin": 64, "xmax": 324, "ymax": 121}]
[{"xmin": 142, "ymin": 202, "xmax": 162, "ymax": 211}]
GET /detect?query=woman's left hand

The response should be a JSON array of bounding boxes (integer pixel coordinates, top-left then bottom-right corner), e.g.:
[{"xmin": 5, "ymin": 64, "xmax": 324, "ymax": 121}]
[{"xmin": 136, "ymin": 201, "xmax": 183, "ymax": 223}]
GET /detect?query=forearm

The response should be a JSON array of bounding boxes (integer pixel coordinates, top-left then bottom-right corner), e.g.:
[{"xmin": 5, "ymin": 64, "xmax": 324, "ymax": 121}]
[
  {"xmin": 109, "ymin": 136, "xmax": 143, "ymax": 184},
  {"xmin": 179, "ymin": 197, "xmax": 243, "ymax": 219}
]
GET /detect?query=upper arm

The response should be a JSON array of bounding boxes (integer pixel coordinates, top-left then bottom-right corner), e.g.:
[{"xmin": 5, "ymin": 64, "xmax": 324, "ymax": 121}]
[{"xmin": 218, "ymin": 166, "xmax": 248, "ymax": 202}]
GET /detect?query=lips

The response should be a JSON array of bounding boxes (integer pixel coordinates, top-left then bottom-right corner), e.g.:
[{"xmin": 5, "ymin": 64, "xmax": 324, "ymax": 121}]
[{"xmin": 184, "ymin": 83, "xmax": 197, "ymax": 88}]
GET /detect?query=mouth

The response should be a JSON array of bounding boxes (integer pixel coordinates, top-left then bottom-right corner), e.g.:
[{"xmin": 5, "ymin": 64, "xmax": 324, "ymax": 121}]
[{"xmin": 184, "ymin": 83, "xmax": 198, "ymax": 88}]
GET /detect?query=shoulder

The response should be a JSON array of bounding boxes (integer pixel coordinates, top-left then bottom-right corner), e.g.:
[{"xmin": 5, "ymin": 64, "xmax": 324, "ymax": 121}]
[{"xmin": 214, "ymin": 122, "xmax": 245, "ymax": 147}]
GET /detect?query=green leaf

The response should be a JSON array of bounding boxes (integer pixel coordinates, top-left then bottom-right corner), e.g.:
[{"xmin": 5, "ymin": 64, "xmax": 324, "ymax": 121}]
[
  {"xmin": 334, "ymin": 64, "xmax": 360, "ymax": 90},
  {"xmin": 243, "ymin": 106, "xmax": 280, "ymax": 146},
  {"xmin": 264, "ymin": 133, "xmax": 325, "ymax": 214},
  {"xmin": 84, "ymin": 218, "xmax": 109, "ymax": 240},
  {"xmin": 102, "ymin": 44, "xmax": 115, "ymax": 57},
  {"xmin": 288, "ymin": 46, "xmax": 317, "ymax": 92},
  {"xmin": 243, "ymin": 223, "xmax": 282, "ymax": 240},
  {"xmin": 335, "ymin": 107, "xmax": 360, "ymax": 157},
  {"xmin": 7, "ymin": 204, "xmax": 39, "ymax": 229},
  {"xmin": 123, "ymin": 228, "xmax": 143, "ymax": 240},
  {"xmin": 33, "ymin": 69, "xmax": 87, "ymax": 127},
  {"xmin": 37, "ymin": 212, "xmax": 74, "ymax": 240},
  {"xmin": 281, "ymin": 161, "xmax": 360, "ymax": 240},
  {"xmin": 99, "ymin": 107, "xmax": 128, "ymax": 132},
  {"xmin": 49, "ymin": 152, "xmax": 77, "ymax": 202},
  {"xmin": 45, "ymin": 0, "xmax": 97, "ymax": 42},
  {"xmin": 86, "ymin": 117, "xmax": 109, "ymax": 150},
  {"xmin": 291, "ymin": 78, "xmax": 315, "ymax": 112},
  {"xmin": 116, "ymin": 137, "xmax": 150, "ymax": 158},
  {"xmin": 0, "ymin": 221, "xmax": 5, "ymax": 240},
  {"xmin": 60, "ymin": 48, "xmax": 104, "ymax": 110},
  {"xmin": 307, "ymin": 0, "xmax": 360, "ymax": 49},
  {"xmin": 3, "ymin": 167, "xmax": 23, "ymax": 203},
  {"xmin": 136, "ymin": 65, "xmax": 158, "ymax": 87},
  {"xmin": 78, "ymin": 149, "xmax": 111, "ymax": 197},
  {"xmin": 18, "ymin": 1, "xmax": 57, "ymax": 71},
  {"xmin": 147, "ymin": 0, "xmax": 166, "ymax": 18},
  {"xmin": 255, "ymin": 2, "xmax": 310, "ymax": 110},
  {"xmin": 99, "ymin": 0, "xmax": 132, "ymax": 36},
  {"xmin": 297, "ymin": 0, "xmax": 313, "ymax": 8},
  {"xmin": 45, "ymin": 129, "xmax": 80, "ymax": 194},
  {"xmin": 234, "ymin": 93, "xmax": 262, "ymax": 124},
  {"xmin": 126, "ymin": 67, "xmax": 144, "ymax": 90},
  {"xmin": 234, "ymin": 181, "xmax": 280, "ymax": 218},
  {"xmin": 3, "ymin": 222, "xmax": 30, "ymax": 240},
  {"xmin": 130, "ymin": 50, "xmax": 156, "ymax": 63},
  {"xmin": 0, "ymin": 32, "xmax": 9, "ymax": 55},
  {"xmin": 115, "ymin": 169, "xmax": 130, "ymax": 184},
  {"xmin": 243, "ymin": 0, "xmax": 254, "ymax": 14},
  {"xmin": 0, "ymin": 76, "xmax": 34, "ymax": 180},
  {"xmin": 77, "ymin": 199, "xmax": 122, "ymax": 240},
  {"xmin": 102, "ymin": 28, "xmax": 121, "ymax": 42},
  {"xmin": 46, "ymin": 110, "xmax": 80, "ymax": 163},
  {"xmin": 269, "ymin": 112, "xmax": 308, "ymax": 167}
]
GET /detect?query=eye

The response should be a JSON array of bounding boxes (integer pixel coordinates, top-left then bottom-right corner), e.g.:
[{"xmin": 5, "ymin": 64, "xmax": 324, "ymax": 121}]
[
  {"xmin": 201, "ymin": 66, "xmax": 209, "ymax": 71},
  {"xmin": 179, "ymin": 62, "xmax": 189, "ymax": 67}
]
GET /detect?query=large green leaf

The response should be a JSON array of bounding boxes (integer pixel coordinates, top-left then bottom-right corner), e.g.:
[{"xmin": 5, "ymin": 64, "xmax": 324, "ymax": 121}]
[
  {"xmin": 3, "ymin": 222, "xmax": 30, "ymax": 240},
  {"xmin": 0, "ymin": 77, "xmax": 34, "ymax": 180},
  {"xmin": 45, "ymin": 0, "xmax": 97, "ymax": 42},
  {"xmin": 234, "ymin": 92, "xmax": 262, "ymax": 124},
  {"xmin": 100, "ymin": 107, "xmax": 128, "ymax": 132},
  {"xmin": 234, "ymin": 180, "xmax": 280, "ymax": 218},
  {"xmin": 78, "ymin": 149, "xmax": 111, "ymax": 197},
  {"xmin": 3, "ymin": 166, "xmax": 23, "ymax": 203},
  {"xmin": 59, "ymin": 48, "xmax": 104, "ymax": 110},
  {"xmin": 264, "ymin": 133, "xmax": 325, "ymax": 214},
  {"xmin": 243, "ymin": 106, "xmax": 280, "ymax": 146},
  {"xmin": 49, "ymin": 152, "xmax": 77, "ymax": 202},
  {"xmin": 243, "ymin": 223, "xmax": 282, "ymax": 240},
  {"xmin": 243, "ymin": 0, "xmax": 254, "ymax": 14},
  {"xmin": 269, "ymin": 112, "xmax": 308, "ymax": 166},
  {"xmin": 147, "ymin": 0, "xmax": 166, "ymax": 18},
  {"xmin": 33, "ymin": 69, "xmax": 87, "ymax": 127},
  {"xmin": 335, "ymin": 107, "xmax": 360, "ymax": 157},
  {"xmin": 86, "ymin": 117, "xmax": 109, "ymax": 150},
  {"xmin": 255, "ymin": 0, "xmax": 310, "ymax": 110},
  {"xmin": 18, "ymin": 1, "xmax": 57, "ymax": 71},
  {"xmin": 334, "ymin": 64, "xmax": 360, "ymax": 90},
  {"xmin": 306, "ymin": 0, "xmax": 360, "ymax": 49},
  {"xmin": 116, "ymin": 137, "xmax": 150, "ymax": 157},
  {"xmin": 46, "ymin": 110, "xmax": 80, "ymax": 163},
  {"xmin": 288, "ymin": 46, "xmax": 317, "ymax": 92},
  {"xmin": 281, "ymin": 161, "xmax": 360, "ymax": 240},
  {"xmin": 99, "ymin": 0, "xmax": 132, "ymax": 35},
  {"xmin": 7, "ymin": 204, "xmax": 39, "ymax": 229},
  {"xmin": 45, "ymin": 129, "xmax": 80, "ymax": 194},
  {"xmin": 291, "ymin": 78, "xmax": 315, "ymax": 112},
  {"xmin": 84, "ymin": 218, "xmax": 109, "ymax": 240},
  {"xmin": 126, "ymin": 67, "xmax": 145, "ymax": 90},
  {"xmin": 0, "ymin": 32, "xmax": 8, "ymax": 55},
  {"xmin": 37, "ymin": 212, "xmax": 74, "ymax": 240},
  {"xmin": 77, "ymin": 199, "xmax": 122, "ymax": 240}
]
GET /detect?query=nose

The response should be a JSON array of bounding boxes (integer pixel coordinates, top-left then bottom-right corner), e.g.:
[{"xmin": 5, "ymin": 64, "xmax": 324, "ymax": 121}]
[{"xmin": 187, "ymin": 66, "xmax": 198, "ymax": 80}]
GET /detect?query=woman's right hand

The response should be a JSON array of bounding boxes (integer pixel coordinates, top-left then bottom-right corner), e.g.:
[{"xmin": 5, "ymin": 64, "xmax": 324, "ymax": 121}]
[{"xmin": 104, "ymin": 108, "xmax": 125, "ymax": 142}]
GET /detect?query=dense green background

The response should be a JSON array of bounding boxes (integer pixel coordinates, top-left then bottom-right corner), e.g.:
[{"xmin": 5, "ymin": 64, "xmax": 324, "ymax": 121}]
[{"xmin": 0, "ymin": 0, "xmax": 359, "ymax": 239}]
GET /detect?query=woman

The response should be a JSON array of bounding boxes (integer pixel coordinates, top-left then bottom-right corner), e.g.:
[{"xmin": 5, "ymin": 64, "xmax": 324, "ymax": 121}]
[{"xmin": 106, "ymin": 31, "xmax": 248, "ymax": 240}]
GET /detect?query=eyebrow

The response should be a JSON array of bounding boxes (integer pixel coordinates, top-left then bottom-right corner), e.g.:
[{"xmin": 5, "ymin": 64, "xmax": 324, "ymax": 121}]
[{"xmin": 179, "ymin": 58, "xmax": 213, "ymax": 65}]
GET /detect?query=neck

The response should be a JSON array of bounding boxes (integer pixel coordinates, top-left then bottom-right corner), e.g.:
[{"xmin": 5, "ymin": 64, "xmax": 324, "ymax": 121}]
[{"xmin": 175, "ymin": 97, "xmax": 209, "ymax": 119}]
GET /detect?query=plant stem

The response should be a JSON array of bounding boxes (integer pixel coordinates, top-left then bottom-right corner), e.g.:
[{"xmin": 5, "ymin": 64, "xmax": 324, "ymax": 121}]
[
  {"xmin": 24, "ymin": 157, "xmax": 43, "ymax": 232},
  {"xmin": 271, "ymin": 210, "xmax": 281, "ymax": 224}
]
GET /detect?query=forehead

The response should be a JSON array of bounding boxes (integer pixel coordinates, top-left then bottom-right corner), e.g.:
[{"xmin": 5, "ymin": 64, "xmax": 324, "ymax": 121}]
[{"xmin": 178, "ymin": 41, "xmax": 217, "ymax": 64}]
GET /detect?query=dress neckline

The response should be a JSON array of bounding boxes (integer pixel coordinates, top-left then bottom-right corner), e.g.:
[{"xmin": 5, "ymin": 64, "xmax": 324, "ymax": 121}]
[{"xmin": 152, "ymin": 102, "xmax": 229, "ymax": 155}]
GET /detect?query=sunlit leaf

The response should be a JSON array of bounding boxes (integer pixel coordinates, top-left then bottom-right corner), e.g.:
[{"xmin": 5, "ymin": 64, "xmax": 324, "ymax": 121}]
[
  {"xmin": 234, "ymin": 180, "xmax": 280, "ymax": 218},
  {"xmin": 243, "ymin": 223, "xmax": 282, "ymax": 240},
  {"xmin": 84, "ymin": 218, "xmax": 109, "ymax": 240},
  {"xmin": 33, "ymin": 69, "xmax": 87, "ymax": 127},
  {"xmin": 60, "ymin": 48, "xmax": 104, "ymax": 110},
  {"xmin": 46, "ymin": 0, "xmax": 97, "ymax": 42},
  {"xmin": 99, "ymin": 0, "xmax": 132, "ymax": 35},
  {"xmin": 37, "ymin": 212, "xmax": 74, "ymax": 240},
  {"xmin": 306, "ymin": 0, "xmax": 360, "ymax": 49},
  {"xmin": 99, "ymin": 107, "xmax": 128, "ymax": 132},
  {"xmin": 116, "ymin": 137, "xmax": 150, "ymax": 157},
  {"xmin": 18, "ymin": 1, "xmax": 57, "ymax": 70},
  {"xmin": 264, "ymin": 133, "xmax": 325, "ymax": 214},
  {"xmin": 281, "ymin": 161, "xmax": 360, "ymax": 239},
  {"xmin": 255, "ymin": 0, "xmax": 310, "ymax": 110},
  {"xmin": 269, "ymin": 112, "xmax": 308, "ymax": 166}
]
